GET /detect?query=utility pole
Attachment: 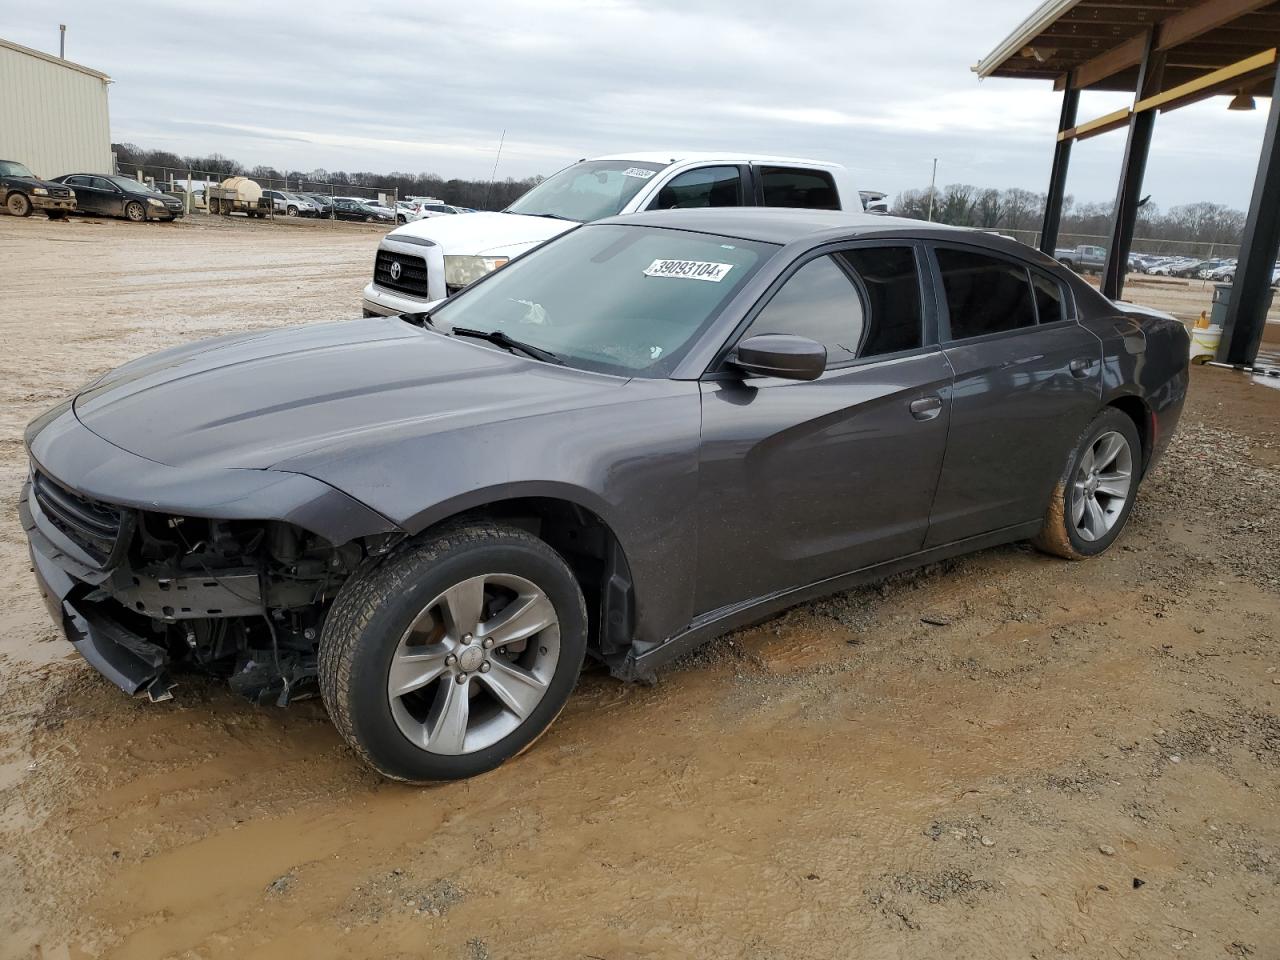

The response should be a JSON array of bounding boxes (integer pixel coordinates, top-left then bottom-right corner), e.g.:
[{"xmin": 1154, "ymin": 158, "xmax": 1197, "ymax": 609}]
[
  {"xmin": 926, "ymin": 158, "xmax": 938, "ymax": 222},
  {"xmin": 483, "ymin": 129, "xmax": 506, "ymax": 211},
  {"xmin": 59, "ymin": 24, "xmax": 66, "ymax": 58}
]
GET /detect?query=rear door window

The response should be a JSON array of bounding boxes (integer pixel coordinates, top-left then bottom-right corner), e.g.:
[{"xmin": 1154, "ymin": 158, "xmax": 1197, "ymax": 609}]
[
  {"xmin": 935, "ymin": 248, "xmax": 1037, "ymax": 340},
  {"xmin": 649, "ymin": 166, "xmax": 744, "ymax": 210},
  {"xmin": 758, "ymin": 167, "xmax": 840, "ymax": 210}
]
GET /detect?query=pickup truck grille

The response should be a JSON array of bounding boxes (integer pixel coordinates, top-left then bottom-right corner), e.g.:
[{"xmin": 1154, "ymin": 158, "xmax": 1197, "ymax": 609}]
[
  {"xmin": 374, "ymin": 250, "xmax": 431, "ymax": 299},
  {"xmin": 48, "ymin": 186, "xmax": 73, "ymax": 199},
  {"xmin": 32, "ymin": 470, "xmax": 125, "ymax": 566}
]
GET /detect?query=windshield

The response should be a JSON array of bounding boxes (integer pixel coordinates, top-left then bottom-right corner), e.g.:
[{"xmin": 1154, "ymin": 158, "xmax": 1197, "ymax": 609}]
[
  {"xmin": 0, "ymin": 161, "xmax": 36, "ymax": 178},
  {"xmin": 107, "ymin": 176, "xmax": 160, "ymax": 194},
  {"xmin": 504, "ymin": 159, "xmax": 668, "ymax": 223},
  {"xmin": 429, "ymin": 223, "xmax": 776, "ymax": 377}
]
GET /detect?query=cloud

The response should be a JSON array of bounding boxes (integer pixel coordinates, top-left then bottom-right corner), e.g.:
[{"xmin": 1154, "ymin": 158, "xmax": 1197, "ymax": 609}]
[{"xmin": 4, "ymin": 0, "xmax": 1267, "ymax": 206}]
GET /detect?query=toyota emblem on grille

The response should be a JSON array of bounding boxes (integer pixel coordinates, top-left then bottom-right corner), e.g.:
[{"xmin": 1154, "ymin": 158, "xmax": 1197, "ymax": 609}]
[{"xmin": 389, "ymin": 260, "xmax": 402, "ymax": 281}]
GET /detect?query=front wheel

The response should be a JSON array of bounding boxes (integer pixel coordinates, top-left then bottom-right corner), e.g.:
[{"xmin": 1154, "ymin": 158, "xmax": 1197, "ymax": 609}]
[
  {"xmin": 6, "ymin": 192, "xmax": 32, "ymax": 217},
  {"xmin": 124, "ymin": 200, "xmax": 146, "ymax": 222},
  {"xmin": 319, "ymin": 522, "xmax": 588, "ymax": 782},
  {"xmin": 287, "ymin": 205, "xmax": 298, "ymax": 217},
  {"xmin": 1033, "ymin": 408, "xmax": 1141, "ymax": 560}
]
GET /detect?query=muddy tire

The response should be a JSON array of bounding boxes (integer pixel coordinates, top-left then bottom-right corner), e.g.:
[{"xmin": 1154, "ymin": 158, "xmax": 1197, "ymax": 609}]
[
  {"xmin": 124, "ymin": 201, "xmax": 146, "ymax": 222},
  {"xmin": 319, "ymin": 522, "xmax": 587, "ymax": 782},
  {"xmin": 1033, "ymin": 407, "xmax": 1142, "ymax": 560},
  {"xmin": 6, "ymin": 192, "xmax": 32, "ymax": 217}
]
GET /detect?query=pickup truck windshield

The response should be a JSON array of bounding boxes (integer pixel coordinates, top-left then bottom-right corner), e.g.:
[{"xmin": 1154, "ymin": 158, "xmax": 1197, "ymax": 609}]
[
  {"xmin": 0, "ymin": 161, "xmax": 37, "ymax": 178},
  {"xmin": 504, "ymin": 160, "xmax": 669, "ymax": 223},
  {"xmin": 430, "ymin": 223, "xmax": 777, "ymax": 377}
]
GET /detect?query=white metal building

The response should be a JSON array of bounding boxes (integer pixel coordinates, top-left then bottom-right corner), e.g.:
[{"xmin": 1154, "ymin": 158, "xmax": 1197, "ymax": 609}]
[{"xmin": 0, "ymin": 37, "xmax": 112, "ymax": 179}]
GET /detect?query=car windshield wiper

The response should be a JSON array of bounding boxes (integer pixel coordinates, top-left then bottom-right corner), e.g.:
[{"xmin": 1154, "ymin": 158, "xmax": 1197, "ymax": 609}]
[
  {"xmin": 449, "ymin": 326, "xmax": 564, "ymax": 365},
  {"xmin": 521, "ymin": 212, "xmax": 577, "ymax": 221}
]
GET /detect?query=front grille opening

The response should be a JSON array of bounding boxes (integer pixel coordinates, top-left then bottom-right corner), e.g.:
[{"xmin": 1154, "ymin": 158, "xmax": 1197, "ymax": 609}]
[
  {"xmin": 374, "ymin": 250, "xmax": 431, "ymax": 298},
  {"xmin": 32, "ymin": 470, "xmax": 123, "ymax": 565}
]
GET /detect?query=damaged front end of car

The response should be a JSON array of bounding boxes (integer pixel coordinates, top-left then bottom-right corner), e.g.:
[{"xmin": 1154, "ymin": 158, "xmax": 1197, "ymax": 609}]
[{"xmin": 21, "ymin": 412, "xmax": 404, "ymax": 704}]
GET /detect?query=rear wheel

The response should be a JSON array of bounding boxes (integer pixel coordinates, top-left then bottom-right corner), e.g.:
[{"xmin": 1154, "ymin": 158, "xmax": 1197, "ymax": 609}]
[
  {"xmin": 319, "ymin": 522, "xmax": 587, "ymax": 782},
  {"xmin": 124, "ymin": 200, "xmax": 146, "ymax": 222},
  {"xmin": 1033, "ymin": 408, "xmax": 1141, "ymax": 559},
  {"xmin": 6, "ymin": 192, "xmax": 32, "ymax": 217}
]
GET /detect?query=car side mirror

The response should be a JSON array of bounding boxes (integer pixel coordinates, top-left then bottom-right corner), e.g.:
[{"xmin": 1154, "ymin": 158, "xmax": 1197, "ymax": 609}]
[{"xmin": 731, "ymin": 334, "xmax": 827, "ymax": 381}]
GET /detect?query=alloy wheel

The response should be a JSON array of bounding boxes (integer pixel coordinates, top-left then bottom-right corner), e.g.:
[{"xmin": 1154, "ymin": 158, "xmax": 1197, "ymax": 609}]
[
  {"xmin": 1070, "ymin": 430, "xmax": 1134, "ymax": 542},
  {"xmin": 387, "ymin": 573, "xmax": 560, "ymax": 755},
  {"xmin": 125, "ymin": 201, "xmax": 145, "ymax": 222}
]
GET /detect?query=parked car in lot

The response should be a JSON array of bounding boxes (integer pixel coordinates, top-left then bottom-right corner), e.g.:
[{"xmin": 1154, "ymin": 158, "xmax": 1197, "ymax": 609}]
[
  {"xmin": 302, "ymin": 193, "xmax": 334, "ymax": 217},
  {"xmin": 262, "ymin": 190, "xmax": 319, "ymax": 217},
  {"xmin": 363, "ymin": 151, "xmax": 858, "ymax": 315},
  {"xmin": 1054, "ymin": 244, "xmax": 1106, "ymax": 273},
  {"xmin": 332, "ymin": 197, "xmax": 395, "ymax": 223},
  {"xmin": 52, "ymin": 173, "xmax": 184, "ymax": 221},
  {"xmin": 1, "ymin": 160, "xmax": 76, "ymax": 219},
  {"xmin": 20, "ymin": 208, "xmax": 1188, "ymax": 782}
]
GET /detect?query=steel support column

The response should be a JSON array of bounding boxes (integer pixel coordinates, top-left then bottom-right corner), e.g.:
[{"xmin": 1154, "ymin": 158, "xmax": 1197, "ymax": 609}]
[
  {"xmin": 1040, "ymin": 73, "xmax": 1079, "ymax": 257},
  {"xmin": 1102, "ymin": 31, "xmax": 1166, "ymax": 301},
  {"xmin": 1219, "ymin": 69, "xmax": 1280, "ymax": 365}
]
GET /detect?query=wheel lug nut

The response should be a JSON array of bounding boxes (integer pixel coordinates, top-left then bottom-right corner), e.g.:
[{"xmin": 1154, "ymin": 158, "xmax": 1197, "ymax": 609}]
[
  {"xmin": 482, "ymin": 638, "xmax": 493, "ymax": 649},
  {"xmin": 445, "ymin": 654, "xmax": 457, "ymax": 666},
  {"xmin": 461, "ymin": 633, "xmax": 473, "ymax": 644},
  {"xmin": 455, "ymin": 674, "xmax": 468, "ymax": 684},
  {"xmin": 480, "ymin": 661, "xmax": 491, "ymax": 673}
]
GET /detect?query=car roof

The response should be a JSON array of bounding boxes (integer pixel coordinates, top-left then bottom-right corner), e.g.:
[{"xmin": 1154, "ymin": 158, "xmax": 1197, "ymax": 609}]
[
  {"xmin": 595, "ymin": 207, "xmax": 1064, "ymax": 268},
  {"xmin": 598, "ymin": 207, "xmax": 954, "ymax": 244},
  {"xmin": 591, "ymin": 151, "xmax": 846, "ymax": 170}
]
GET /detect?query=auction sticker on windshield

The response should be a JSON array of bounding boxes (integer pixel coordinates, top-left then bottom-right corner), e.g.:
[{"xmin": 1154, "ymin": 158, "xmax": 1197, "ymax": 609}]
[
  {"xmin": 643, "ymin": 260, "xmax": 734, "ymax": 282},
  {"xmin": 622, "ymin": 167, "xmax": 657, "ymax": 179}
]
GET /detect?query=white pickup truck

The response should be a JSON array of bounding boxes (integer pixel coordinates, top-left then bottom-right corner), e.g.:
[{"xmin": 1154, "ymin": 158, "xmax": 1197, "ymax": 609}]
[{"xmin": 361, "ymin": 152, "xmax": 860, "ymax": 317}]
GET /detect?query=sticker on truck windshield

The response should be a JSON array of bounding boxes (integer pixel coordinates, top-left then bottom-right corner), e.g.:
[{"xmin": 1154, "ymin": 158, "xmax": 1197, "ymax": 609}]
[
  {"xmin": 643, "ymin": 259, "xmax": 734, "ymax": 282},
  {"xmin": 622, "ymin": 167, "xmax": 657, "ymax": 179}
]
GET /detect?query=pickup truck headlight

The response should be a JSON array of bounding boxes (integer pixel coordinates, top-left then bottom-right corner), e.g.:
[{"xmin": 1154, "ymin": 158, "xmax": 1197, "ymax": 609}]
[
  {"xmin": 443, "ymin": 255, "xmax": 510, "ymax": 288},
  {"xmin": 32, "ymin": 187, "xmax": 48, "ymax": 196}
]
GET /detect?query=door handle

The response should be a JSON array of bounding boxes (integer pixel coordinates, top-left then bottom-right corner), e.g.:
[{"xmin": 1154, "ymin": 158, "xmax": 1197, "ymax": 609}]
[
  {"xmin": 909, "ymin": 396, "xmax": 943, "ymax": 421},
  {"xmin": 1069, "ymin": 357, "xmax": 1094, "ymax": 378}
]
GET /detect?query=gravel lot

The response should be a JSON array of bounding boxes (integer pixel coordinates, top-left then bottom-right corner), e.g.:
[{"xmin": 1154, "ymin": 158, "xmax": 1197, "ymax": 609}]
[{"xmin": 1, "ymin": 213, "xmax": 1278, "ymax": 960}]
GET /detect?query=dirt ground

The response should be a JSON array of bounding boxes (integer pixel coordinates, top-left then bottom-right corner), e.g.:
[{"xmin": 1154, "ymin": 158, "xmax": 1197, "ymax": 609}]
[{"xmin": 1, "ymin": 213, "xmax": 1278, "ymax": 960}]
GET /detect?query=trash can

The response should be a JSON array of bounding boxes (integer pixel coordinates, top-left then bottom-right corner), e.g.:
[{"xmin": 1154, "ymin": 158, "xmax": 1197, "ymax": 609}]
[{"xmin": 1210, "ymin": 281, "xmax": 1275, "ymax": 325}]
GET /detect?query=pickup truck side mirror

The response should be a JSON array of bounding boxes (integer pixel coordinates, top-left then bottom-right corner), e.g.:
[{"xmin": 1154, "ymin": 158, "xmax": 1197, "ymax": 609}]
[{"xmin": 731, "ymin": 334, "xmax": 827, "ymax": 381}]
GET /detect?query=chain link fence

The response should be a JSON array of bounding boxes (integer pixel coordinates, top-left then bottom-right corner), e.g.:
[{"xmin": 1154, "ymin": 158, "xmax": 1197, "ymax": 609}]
[
  {"xmin": 111, "ymin": 160, "xmax": 406, "ymax": 223},
  {"xmin": 997, "ymin": 228, "xmax": 1240, "ymax": 261}
]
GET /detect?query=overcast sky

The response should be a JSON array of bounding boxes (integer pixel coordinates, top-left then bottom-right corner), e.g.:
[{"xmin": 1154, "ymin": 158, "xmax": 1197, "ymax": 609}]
[{"xmin": 3, "ymin": 0, "xmax": 1270, "ymax": 210}]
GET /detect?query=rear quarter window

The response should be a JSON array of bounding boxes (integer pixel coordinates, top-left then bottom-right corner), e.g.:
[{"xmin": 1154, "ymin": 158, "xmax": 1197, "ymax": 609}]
[{"xmin": 936, "ymin": 247, "xmax": 1037, "ymax": 340}]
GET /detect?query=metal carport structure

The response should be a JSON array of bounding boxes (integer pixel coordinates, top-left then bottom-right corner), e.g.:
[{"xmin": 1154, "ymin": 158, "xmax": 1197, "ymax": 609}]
[{"xmin": 975, "ymin": 0, "xmax": 1280, "ymax": 366}]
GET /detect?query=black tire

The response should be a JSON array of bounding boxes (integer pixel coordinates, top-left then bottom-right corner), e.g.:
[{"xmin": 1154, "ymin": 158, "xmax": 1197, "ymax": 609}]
[
  {"xmin": 6, "ymin": 192, "xmax": 32, "ymax": 217},
  {"xmin": 396, "ymin": 214, "xmax": 406, "ymax": 224},
  {"xmin": 1033, "ymin": 407, "xmax": 1142, "ymax": 560},
  {"xmin": 365, "ymin": 214, "xmax": 374, "ymax": 222},
  {"xmin": 287, "ymin": 205, "xmax": 298, "ymax": 217},
  {"xmin": 319, "ymin": 521, "xmax": 588, "ymax": 782},
  {"xmin": 124, "ymin": 200, "xmax": 146, "ymax": 222},
  {"xmin": 1060, "ymin": 259, "xmax": 1075, "ymax": 272},
  {"xmin": 46, "ymin": 211, "xmax": 67, "ymax": 221}
]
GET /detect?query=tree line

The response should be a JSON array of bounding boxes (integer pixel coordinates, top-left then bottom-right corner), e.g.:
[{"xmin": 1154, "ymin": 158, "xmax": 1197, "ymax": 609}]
[
  {"xmin": 892, "ymin": 183, "xmax": 1247, "ymax": 249},
  {"xmin": 111, "ymin": 143, "xmax": 543, "ymax": 211}
]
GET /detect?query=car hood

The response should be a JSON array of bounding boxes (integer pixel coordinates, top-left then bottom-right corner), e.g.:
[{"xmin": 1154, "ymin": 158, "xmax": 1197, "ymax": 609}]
[
  {"xmin": 72, "ymin": 317, "xmax": 626, "ymax": 473},
  {"xmin": 386, "ymin": 210, "xmax": 574, "ymax": 256},
  {"xmin": 11, "ymin": 175, "xmax": 65, "ymax": 190}
]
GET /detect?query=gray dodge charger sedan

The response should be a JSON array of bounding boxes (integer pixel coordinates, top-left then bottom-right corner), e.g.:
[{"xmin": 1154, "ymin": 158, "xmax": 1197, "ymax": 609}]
[{"xmin": 20, "ymin": 209, "xmax": 1188, "ymax": 782}]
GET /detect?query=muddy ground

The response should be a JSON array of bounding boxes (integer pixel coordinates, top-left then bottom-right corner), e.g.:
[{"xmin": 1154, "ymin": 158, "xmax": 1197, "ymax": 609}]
[{"xmin": 1, "ymin": 213, "xmax": 1278, "ymax": 960}]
